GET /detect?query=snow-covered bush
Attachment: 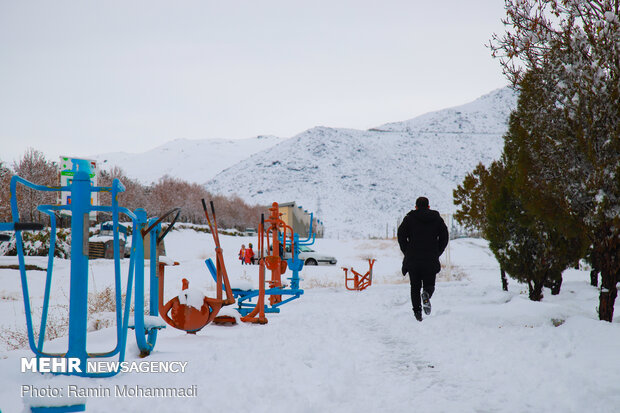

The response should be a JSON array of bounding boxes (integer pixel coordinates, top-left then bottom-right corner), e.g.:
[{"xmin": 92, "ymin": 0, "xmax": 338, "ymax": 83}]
[{"xmin": 1, "ymin": 227, "xmax": 71, "ymax": 258}]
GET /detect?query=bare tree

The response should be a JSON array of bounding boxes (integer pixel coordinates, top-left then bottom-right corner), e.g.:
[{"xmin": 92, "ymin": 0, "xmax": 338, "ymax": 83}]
[
  {"xmin": 98, "ymin": 168, "xmax": 266, "ymax": 229},
  {"xmin": 12, "ymin": 148, "xmax": 57, "ymax": 224},
  {"xmin": 98, "ymin": 166, "xmax": 149, "ymax": 222},
  {"xmin": 0, "ymin": 161, "xmax": 13, "ymax": 222}
]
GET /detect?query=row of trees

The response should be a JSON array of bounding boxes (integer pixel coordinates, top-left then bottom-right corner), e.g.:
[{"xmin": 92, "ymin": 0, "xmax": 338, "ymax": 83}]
[
  {"xmin": 0, "ymin": 149, "xmax": 57, "ymax": 224},
  {"xmin": 454, "ymin": 1, "xmax": 619, "ymax": 321},
  {"xmin": 1, "ymin": 149, "xmax": 265, "ymax": 230}
]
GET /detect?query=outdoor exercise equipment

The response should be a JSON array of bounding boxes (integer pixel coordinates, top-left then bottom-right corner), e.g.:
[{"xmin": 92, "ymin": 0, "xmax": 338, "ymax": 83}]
[
  {"xmin": 237, "ymin": 213, "xmax": 268, "ymax": 324},
  {"xmin": 206, "ymin": 202, "xmax": 305, "ymax": 322},
  {"xmin": 157, "ymin": 200, "xmax": 236, "ymax": 332},
  {"xmin": 129, "ymin": 207, "xmax": 179, "ymax": 357},
  {"xmin": 88, "ymin": 220, "xmax": 130, "ymax": 259},
  {"xmin": 29, "ymin": 404, "xmax": 86, "ymax": 413},
  {"xmin": 281, "ymin": 212, "xmax": 316, "ymax": 292},
  {"xmin": 342, "ymin": 259, "xmax": 376, "ymax": 291},
  {"xmin": 4, "ymin": 168, "xmax": 174, "ymax": 378},
  {"xmin": 201, "ymin": 199, "xmax": 236, "ymax": 310}
]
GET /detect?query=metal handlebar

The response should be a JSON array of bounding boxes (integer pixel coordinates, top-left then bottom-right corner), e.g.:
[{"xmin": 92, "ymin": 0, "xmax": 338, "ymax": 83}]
[{"xmin": 141, "ymin": 207, "xmax": 181, "ymax": 244}]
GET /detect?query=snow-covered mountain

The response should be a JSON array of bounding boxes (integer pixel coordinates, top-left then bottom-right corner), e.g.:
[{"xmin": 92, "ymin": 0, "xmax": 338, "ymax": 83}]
[
  {"xmin": 205, "ymin": 87, "xmax": 517, "ymax": 237},
  {"xmin": 91, "ymin": 87, "xmax": 517, "ymax": 237},
  {"xmin": 92, "ymin": 135, "xmax": 283, "ymax": 184},
  {"xmin": 376, "ymin": 86, "xmax": 516, "ymax": 135}
]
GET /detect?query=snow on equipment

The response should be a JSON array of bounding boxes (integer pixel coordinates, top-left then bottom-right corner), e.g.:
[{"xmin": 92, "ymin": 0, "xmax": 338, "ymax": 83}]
[
  {"xmin": 206, "ymin": 202, "xmax": 305, "ymax": 323},
  {"xmin": 157, "ymin": 200, "xmax": 236, "ymax": 332},
  {"xmin": 342, "ymin": 259, "xmax": 376, "ymax": 291},
  {"xmin": 3, "ymin": 168, "xmax": 175, "ymax": 378}
]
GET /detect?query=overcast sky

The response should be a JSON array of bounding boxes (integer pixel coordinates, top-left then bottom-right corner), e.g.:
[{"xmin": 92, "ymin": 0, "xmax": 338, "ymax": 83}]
[{"xmin": 0, "ymin": 0, "xmax": 508, "ymax": 164}]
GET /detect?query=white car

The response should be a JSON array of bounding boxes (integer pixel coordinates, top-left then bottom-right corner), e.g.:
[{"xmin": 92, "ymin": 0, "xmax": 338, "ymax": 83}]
[
  {"xmin": 284, "ymin": 245, "xmax": 337, "ymax": 266},
  {"xmin": 243, "ymin": 228, "xmax": 257, "ymax": 237}
]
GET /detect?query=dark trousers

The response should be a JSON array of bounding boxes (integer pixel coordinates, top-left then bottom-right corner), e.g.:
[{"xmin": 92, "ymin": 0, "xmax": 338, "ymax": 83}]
[{"xmin": 407, "ymin": 264, "xmax": 436, "ymax": 311}]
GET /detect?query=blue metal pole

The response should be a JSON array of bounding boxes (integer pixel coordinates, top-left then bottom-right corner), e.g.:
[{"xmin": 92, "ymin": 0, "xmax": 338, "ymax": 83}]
[
  {"xmin": 65, "ymin": 171, "xmax": 91, "ymax": 365},
  {"xmin": 133, "ymin": 209, "xmax": 146, "ymax": 350},
  {"xmin": 37, "ymin": 208, "xmax": 57, "ymax": 352},
  {"xmin": 133, "ymin": 208, "xmax": 157, "ymax": 355},
  {"xmin": 149, "ymin": 222, "xmax": 159, "ymax": 317},
  {"xmin": 290, "ymin": 233, "xmax": 302, "ymax": 290}
]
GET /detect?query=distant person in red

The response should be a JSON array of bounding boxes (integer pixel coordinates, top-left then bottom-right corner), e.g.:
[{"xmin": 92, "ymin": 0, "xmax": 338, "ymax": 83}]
[
  {"xmin": 244, "ymin": 243, "xmax": 255, "ymax": 265},
  {"xmin": 239, "ymin": 244, "xmax": 246, "ymax": 265},
  {"xmin": 398, "ymin": 196, "xmax": 449, "ymax": 322}
]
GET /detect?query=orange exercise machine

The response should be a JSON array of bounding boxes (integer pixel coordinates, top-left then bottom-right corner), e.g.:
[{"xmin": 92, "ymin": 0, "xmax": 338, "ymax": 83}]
[
  {"xmin": 238, "ymin": 202, "xmax": 298, "ymax": 324},
  {"xmin": 238, "ymin": 215, "xmax": 269, "ymax": 324},
  {"xmin": 342, "ymin": 259, "xmax": 376, "ymax": 291},
  {"xmin": 157, "ymin": 200, "xmax": 236, "ymax": 333}
]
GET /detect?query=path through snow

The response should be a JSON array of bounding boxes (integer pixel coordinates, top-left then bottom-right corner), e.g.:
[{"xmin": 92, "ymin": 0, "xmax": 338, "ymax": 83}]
[{"xmin": 1, "ymin": 237, "xmax": 619, "ymax": 412}]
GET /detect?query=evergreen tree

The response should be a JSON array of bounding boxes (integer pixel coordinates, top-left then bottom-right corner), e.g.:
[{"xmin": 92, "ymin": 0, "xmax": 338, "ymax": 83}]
[
  {"xmin": 485, "ymin": 163, "xmax": 582, "ymax": 300},
  {"xmin": 585, "ymin": 246, "xmax": 600, "ymax": 287},
  {"xmin": 453, "ymin": 163, "xmax": 490, "ymax": 233},
  {"xmin": 491, "ymin": 0, "xmax": 620, "ymax": 321},
  {"xmin": 455, "ymin": 74, "xmax": 585, "ymax": 300},
  {"xmin": 454, "ymin": 162, "xmax": 509, "ymax": 290},
  {"xmin": 485, "ymin": 146, "xmax": 582, "ymax": 300},
  {"xmin": 485, "ymin": 166, "xmax": 549, "ymax": 301},
  {"xmin": 502, "ymin": 72, "xmax": 586, "ymax": 296}
]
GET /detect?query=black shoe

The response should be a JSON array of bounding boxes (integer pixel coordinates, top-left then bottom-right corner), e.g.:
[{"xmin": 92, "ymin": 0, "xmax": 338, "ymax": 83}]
[
  {"xmin": 422, "ymin": 291, "xmax": 431, "ymax": 315},
  {"xmin": 413, "ymin": 309, "xmax": 423, "ymax": 322}
]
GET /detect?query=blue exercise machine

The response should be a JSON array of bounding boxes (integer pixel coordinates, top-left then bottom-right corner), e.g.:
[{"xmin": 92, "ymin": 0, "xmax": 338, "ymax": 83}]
[
  {"xmin": 205, "ymin": 211, "xmax": 315, "ymax": 317},
  {"xmin": 283, "ymin": 212, "xmax": 316, "ymax": 291},
  {"xmin": 2, "ymin": 168, "xmax": 177, "ymax": 380}
]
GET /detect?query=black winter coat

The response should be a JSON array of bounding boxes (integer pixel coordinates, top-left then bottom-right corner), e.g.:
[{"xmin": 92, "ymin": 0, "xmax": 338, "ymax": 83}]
[{"xmin": 397, "ymin": 208, "xmax": 449, "ymax": 274}]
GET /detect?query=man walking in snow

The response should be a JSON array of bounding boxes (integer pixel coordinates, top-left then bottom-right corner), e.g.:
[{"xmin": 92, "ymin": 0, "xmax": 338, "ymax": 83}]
[{"xmin": 398, "ymin": 196, "xmax": 449, "ymax": 322}]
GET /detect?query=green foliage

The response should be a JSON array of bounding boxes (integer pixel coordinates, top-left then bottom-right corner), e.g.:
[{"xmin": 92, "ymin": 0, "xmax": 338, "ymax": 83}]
[
  {"xmin": 491, "ymin": 0, "xmax": 620, "ymax": 320},
  {"xmin": 485, "ymin": 175, "xmax": 547, "ymax": 300},
  {"xmin": 453, "ymin": 161, "xmax": 505, "ymax": 238},
  {"xmin": 454, "ymin": 72, "xmax": 586, "ymax": 301},
  {"xmin": 453, "ymin": 163, "xmax": 490, "ymax": 233},
  {"xmin": 485, "ymin": 171, "xmax": 582, "ymax": 300}
]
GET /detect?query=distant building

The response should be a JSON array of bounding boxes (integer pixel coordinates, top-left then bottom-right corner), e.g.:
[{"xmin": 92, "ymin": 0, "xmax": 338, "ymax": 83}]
[{"xmin": 278, "ymin": 202, "xmax": 324, "ymax": 238}]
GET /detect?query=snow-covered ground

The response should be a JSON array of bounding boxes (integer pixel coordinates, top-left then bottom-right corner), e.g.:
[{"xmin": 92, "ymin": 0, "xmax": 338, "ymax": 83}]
[{"xmin": 0, "ymin": 230, "xmax": 619, "ymax": 413}]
